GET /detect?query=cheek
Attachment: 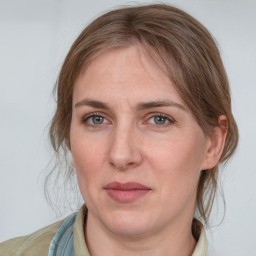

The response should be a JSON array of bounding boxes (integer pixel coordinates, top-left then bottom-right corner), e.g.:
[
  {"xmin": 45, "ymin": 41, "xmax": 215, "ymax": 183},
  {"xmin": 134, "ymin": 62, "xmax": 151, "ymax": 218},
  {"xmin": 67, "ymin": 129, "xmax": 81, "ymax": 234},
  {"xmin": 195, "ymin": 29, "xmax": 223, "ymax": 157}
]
[
  {"xmin": 70, "ymin": 130, "xmax": 108, "ymax": 195},
  {"xmin": 148, "ymin": 135, "xmax": 201, "ymax": 170},
  {"xmin": 71, "ymin": 122, "xmax": 107, "ymax": 167},
  {"xmin": 147, "ymin": 133, "xmax": 204, "ymax": 193}
]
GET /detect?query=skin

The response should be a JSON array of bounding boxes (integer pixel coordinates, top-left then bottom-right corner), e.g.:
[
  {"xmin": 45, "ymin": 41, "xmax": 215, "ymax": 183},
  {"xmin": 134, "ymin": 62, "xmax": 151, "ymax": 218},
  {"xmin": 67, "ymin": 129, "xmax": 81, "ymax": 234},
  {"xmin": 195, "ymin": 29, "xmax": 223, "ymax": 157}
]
[{"xmin": 70, "ymin": 45, "xmax": 227, "ymax": 256}]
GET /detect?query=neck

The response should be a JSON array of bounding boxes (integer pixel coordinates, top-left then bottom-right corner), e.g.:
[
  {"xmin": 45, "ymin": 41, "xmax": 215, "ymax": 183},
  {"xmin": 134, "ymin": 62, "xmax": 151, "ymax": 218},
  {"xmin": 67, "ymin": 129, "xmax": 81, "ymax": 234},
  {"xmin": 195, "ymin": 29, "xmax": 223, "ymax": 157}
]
[{"xmin": 85, "ymin": 211, "xmax": 197, "ymax": 256}]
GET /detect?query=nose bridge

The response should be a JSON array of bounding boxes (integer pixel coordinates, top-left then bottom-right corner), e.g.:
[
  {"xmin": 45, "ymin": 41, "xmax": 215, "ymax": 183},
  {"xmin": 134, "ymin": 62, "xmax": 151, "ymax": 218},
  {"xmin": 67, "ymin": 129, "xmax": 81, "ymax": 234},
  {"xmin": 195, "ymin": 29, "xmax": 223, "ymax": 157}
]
[{"xmin": 108, "ymin": 118, "xmax": 142, "ymax": 170}]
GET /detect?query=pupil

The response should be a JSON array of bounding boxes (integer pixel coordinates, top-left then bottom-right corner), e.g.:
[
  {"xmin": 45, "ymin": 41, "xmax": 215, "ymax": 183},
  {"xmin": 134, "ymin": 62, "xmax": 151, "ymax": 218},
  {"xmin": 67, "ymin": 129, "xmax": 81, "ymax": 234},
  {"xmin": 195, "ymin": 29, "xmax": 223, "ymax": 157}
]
[
  {"xmin": 154, "ymin": 116, "xmax": 165, "ymax": 124},
  {"xmin": 93, "ymin": 116, "xmax": 103, "ymax": 124}
]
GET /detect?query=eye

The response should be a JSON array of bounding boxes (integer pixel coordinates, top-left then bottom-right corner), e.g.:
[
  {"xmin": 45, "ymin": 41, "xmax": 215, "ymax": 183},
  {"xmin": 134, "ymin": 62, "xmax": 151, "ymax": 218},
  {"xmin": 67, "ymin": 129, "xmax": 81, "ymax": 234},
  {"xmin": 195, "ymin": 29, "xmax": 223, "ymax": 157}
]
[
  {"xmin": 152, "ymin": 116, "xmax": 168, "ymax": 125},
  {"xmin": 148, "ymin": 113, "xmax": 174, "ymax": 127},
  {"xmin": 82, "ymin": 113, "xmax": 110, "ymax": 127},
  {"xmin": 90, "ymin": 116, "xmax": 105, "ymax": 124}
]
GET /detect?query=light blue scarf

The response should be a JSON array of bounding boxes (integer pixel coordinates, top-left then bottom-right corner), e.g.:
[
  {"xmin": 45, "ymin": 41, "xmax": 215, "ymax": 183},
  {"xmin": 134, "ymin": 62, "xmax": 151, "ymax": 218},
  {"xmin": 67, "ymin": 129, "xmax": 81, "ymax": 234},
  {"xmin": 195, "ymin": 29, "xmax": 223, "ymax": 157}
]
[{"xmin": 48, "ymin": 213, "xmax": 77, "ymax": 256}]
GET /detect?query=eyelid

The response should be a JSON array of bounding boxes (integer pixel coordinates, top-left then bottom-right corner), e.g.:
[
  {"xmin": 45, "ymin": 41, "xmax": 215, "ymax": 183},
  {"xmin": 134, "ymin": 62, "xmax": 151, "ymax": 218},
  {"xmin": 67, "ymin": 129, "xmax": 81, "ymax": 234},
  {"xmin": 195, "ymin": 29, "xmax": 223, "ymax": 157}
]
[
  {"xmin": 146, "ymin": 112, "xmax": 176, "ymax": 126},
  {"xmin": 81, "ymin": 112, "xmax": 111, "ymax": 125},
  {"xmin": 81, "ymin": 111, "xmax": 175, "ymax": 127}
]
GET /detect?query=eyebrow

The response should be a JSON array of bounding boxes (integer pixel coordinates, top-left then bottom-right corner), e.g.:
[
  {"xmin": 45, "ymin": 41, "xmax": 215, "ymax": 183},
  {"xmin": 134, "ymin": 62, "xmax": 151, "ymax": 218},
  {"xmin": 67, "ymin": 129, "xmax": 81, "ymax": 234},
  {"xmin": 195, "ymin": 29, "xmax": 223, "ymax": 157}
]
[
  {"xmin": 75, "ymin": 99, "xmax": 109, "ymax": 109},
  {"xmin": 136, "ymin": 100, "xmax": 186, "ymax": 111},
  {"xmin": 74, "ymin": 99, "xmax": 186, "ymax": 111}
]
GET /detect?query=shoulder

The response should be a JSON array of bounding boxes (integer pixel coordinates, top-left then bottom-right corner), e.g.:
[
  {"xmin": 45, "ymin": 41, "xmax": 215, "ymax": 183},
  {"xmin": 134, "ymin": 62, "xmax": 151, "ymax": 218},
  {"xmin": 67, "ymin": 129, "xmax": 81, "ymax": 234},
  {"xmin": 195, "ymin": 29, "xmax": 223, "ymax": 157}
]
[{"xmin": 0, "ymin": 219, "xmax": 64, "ymax": 256}]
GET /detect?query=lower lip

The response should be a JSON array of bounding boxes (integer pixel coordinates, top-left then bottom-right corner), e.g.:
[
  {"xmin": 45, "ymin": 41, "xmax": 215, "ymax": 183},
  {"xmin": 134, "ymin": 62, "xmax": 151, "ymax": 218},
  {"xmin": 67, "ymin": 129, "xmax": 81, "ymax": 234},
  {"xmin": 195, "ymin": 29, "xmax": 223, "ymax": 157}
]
[{"xmin": 105, "ymin": 189, "xmax": 150, "ymax": 203}]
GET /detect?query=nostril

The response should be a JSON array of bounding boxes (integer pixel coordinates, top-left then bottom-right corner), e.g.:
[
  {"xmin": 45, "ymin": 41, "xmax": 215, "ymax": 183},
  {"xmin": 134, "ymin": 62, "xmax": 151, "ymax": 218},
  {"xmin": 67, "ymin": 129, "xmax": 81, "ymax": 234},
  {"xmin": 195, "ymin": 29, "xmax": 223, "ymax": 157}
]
[{"xmin": 109, "ymin": 159, "xmax": 136, "ymax": 170}]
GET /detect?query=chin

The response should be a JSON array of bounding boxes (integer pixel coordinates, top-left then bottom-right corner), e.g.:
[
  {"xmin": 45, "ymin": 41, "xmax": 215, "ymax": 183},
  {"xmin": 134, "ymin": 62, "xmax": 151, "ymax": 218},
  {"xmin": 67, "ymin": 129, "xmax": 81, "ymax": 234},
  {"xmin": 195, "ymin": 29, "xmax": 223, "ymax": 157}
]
[{"xmin": 103, "ymin": 209, "xmax": 153, "ymax": 237}]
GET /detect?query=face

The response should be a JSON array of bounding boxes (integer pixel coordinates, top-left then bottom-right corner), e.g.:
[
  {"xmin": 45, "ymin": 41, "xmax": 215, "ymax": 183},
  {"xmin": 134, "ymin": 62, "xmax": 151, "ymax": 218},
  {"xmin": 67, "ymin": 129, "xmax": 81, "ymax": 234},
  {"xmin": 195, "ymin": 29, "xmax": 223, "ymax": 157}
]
[{"xmin": 70, "ymin": 45, "xmax": 212, "ymax": 237}]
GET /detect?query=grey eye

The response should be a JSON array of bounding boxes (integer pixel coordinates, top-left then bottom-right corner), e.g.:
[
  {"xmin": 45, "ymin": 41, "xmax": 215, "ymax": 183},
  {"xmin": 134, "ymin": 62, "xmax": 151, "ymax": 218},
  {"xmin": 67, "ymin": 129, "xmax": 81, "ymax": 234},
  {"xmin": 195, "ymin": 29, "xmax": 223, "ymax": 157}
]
[
  {"xmin": 154, "ymin": 116, "xmax": 167, "ymax": 124},
  {"xmin": 92, "ymin": 116, "xmax": 104, "ymax": 124}
]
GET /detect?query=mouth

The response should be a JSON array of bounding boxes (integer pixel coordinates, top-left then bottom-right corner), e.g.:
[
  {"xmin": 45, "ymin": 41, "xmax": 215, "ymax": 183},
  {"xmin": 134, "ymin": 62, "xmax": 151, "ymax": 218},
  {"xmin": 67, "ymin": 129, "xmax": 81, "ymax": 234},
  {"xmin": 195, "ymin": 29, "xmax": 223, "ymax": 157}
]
[{"xmin": 104, "ymin": 182, "xmax": 151, "ymax": 203}]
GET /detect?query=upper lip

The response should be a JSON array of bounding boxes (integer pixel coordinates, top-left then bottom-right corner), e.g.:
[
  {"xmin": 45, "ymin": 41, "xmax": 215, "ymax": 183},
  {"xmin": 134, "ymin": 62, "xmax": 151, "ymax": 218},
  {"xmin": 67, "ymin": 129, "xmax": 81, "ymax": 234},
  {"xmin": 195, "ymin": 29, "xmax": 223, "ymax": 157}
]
[{"xmin": 104, "ymin": 182, "xmax": 151, "ymax": 190}]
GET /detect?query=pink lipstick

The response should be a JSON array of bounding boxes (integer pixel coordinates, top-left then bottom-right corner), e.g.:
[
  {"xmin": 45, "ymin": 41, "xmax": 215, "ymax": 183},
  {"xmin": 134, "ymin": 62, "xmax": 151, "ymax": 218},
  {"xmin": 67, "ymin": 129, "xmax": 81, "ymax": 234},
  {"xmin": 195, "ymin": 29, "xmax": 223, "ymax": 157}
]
[{"xmin": 104, "ymin": 182, "xmax": 151, "ymax": 203}]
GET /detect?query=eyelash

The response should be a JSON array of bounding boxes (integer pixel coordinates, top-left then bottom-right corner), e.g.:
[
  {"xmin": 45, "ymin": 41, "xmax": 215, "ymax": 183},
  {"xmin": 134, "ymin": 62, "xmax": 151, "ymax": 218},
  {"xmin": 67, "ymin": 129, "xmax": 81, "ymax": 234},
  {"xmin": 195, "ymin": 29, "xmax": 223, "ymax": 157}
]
[
  {"xmin": 147, "ymin": 113, "xmax": 175, "ymax": 127},
  {"xmin": 81, "ymin": 112, "xmax": 109, "ymax": 128},
  {"xmin": 81, "ymin": 112, "xmax": 175, "ymax": 128}
]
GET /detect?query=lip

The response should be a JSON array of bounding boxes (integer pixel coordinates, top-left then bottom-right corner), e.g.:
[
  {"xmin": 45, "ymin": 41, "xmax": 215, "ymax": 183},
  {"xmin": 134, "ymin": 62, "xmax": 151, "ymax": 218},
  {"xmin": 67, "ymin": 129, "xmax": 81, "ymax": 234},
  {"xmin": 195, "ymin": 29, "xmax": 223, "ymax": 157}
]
[{"xmin": 104, "ymin": 182, "xmax": 151, "ymax": 203}]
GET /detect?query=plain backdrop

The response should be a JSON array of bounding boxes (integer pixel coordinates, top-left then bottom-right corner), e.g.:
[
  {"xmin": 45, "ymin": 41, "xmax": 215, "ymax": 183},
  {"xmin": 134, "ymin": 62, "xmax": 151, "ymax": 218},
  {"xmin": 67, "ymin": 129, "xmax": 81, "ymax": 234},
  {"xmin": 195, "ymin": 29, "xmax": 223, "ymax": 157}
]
[{"xmin": 0, "ymin": 0, "xmax": 255, "ymax": 255}]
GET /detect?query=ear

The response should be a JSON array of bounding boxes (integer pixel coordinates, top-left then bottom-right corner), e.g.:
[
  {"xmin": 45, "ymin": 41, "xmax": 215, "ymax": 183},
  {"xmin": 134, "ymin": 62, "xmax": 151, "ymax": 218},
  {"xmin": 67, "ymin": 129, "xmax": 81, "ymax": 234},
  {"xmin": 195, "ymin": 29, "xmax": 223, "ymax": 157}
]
[{"xmin": 201, "ymin": 115, "xmax": 228, "ymax": 170}]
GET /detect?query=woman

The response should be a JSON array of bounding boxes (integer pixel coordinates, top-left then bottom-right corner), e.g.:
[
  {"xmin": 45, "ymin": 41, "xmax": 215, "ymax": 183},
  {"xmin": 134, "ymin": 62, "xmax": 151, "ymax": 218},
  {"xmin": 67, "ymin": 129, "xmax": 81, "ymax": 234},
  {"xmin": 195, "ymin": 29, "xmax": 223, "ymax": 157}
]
[{"xmin": 0, "ymin": 3, "xmax": 238, "ymax": 256}]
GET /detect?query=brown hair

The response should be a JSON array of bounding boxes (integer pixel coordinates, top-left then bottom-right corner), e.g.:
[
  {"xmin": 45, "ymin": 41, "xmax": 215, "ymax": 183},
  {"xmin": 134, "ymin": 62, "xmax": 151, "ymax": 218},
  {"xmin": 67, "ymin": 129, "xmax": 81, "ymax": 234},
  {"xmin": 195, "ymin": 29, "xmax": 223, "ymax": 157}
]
[{"xmin": 49, "ymin": 4, "xmax": 238, "ymax": 226}]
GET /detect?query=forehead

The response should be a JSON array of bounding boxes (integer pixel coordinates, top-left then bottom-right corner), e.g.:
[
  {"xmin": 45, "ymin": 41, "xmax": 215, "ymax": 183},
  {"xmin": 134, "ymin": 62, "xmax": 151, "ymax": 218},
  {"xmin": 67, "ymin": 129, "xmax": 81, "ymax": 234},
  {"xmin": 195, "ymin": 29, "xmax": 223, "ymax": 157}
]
[{"xmin": 73, "ymin": 45, "xmax": 184, "ymax": 107}]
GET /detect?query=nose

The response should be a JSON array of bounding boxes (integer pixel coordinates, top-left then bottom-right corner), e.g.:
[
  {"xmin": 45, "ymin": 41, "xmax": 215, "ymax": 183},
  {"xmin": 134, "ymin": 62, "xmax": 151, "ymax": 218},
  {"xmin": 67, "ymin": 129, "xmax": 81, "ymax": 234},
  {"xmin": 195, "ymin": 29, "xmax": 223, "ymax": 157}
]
[{"xmin": 108, "ymin": 123, "xmax": 143, "ymax": 170}]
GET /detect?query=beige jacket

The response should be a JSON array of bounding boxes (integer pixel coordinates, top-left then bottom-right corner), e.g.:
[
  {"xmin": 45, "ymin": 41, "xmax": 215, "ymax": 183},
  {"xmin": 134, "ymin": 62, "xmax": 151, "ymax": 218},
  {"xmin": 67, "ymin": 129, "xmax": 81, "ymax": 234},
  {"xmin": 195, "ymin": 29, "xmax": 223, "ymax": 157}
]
[{"xmin": 0, "ymin": 205, "xmax": 208, "ymax": 256}]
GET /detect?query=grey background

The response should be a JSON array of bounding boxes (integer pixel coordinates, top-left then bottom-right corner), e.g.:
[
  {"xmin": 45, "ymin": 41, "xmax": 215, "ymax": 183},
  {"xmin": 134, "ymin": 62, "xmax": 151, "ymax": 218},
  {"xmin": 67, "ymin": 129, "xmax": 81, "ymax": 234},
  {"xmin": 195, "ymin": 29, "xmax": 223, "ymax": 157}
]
[{"xmin": 0, "ymin": 0, "xmax": 255, "ymax": 255}]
